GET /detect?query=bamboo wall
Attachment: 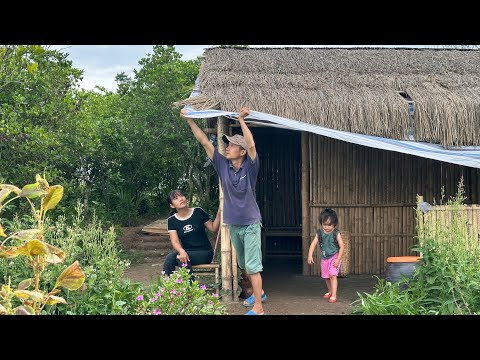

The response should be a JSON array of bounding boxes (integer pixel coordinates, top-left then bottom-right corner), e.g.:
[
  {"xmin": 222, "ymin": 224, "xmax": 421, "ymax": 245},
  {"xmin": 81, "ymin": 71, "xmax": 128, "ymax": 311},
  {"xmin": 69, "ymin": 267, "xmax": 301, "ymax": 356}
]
[
  {"xmin": 308, "ymin": 134, "xmax": 480, "ymax": 275},
  {"xmin": 422, "ymin": 204, "xmax": 480, "ymax": 242},
  {"xmin": 243, "ymin": 128, "xmax": 302, "ymax": 230},
  {"xmin": 229, "ymin": 124, "xmax": 480, "ymax": 275}
]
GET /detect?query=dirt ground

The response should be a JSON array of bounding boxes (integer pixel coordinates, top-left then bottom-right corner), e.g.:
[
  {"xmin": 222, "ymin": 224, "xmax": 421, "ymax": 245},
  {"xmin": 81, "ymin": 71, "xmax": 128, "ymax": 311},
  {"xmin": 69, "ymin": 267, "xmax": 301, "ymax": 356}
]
[{"xmin": 120, "ymin": 225, "xmax": 378, "ymax": 315}]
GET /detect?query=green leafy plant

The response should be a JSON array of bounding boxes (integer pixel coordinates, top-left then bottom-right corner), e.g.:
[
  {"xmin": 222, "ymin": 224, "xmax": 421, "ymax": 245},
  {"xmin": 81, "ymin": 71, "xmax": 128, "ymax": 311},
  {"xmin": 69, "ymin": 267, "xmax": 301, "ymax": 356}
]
[
  {"xmin": 0, "ymin": 174, "xmax": 85, "ymax": 315},
  {"xmin": 135, "ymin": 265, "xmax": 226, "ymax": 315}
]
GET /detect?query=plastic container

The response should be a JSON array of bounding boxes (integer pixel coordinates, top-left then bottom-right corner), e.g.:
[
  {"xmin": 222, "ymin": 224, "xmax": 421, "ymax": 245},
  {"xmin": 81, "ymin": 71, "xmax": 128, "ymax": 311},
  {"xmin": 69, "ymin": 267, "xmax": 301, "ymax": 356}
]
[{"xmin": 385, "ymin": 256, "xmax": 421, "ymax": 283}]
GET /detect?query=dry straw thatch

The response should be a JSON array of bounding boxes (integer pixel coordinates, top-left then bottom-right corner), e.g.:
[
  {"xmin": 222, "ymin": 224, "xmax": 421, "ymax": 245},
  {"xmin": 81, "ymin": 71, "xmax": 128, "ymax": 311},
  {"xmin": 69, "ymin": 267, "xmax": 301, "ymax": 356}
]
[{"xmin": 178, "ymin": 47, "xmax": 480, "ymax": 147}]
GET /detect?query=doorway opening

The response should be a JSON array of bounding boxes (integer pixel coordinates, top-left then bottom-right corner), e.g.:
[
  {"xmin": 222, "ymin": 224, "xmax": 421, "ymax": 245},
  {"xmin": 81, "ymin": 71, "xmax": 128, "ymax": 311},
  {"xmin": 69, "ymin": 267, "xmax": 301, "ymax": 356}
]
[{"xmin": 264, "ymin": 236, "xmax": 302, "ymax": 274}]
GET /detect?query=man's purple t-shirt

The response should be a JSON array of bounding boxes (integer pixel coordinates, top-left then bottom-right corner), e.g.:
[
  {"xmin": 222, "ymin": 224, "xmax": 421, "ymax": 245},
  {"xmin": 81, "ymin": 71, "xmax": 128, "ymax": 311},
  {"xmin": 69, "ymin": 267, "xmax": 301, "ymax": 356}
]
[{"xmin": 212, "ymin": 149, "xmax": 262, "ymax": 225}]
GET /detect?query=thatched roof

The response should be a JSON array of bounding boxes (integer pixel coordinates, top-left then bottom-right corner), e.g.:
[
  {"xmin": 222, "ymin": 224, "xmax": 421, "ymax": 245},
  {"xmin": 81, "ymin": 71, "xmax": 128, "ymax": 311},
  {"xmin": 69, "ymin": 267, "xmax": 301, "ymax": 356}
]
[{"xmin": 180, "ymin": 47, "xmax": 480, "ymax": 147}]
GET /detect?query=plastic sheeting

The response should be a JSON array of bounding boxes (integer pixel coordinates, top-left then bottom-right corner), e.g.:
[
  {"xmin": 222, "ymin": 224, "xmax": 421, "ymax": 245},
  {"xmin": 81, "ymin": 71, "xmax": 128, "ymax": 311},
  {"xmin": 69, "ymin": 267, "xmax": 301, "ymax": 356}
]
[{"xmin": 183, "ymin": 106, "xmax": 480, "ymax": 169}]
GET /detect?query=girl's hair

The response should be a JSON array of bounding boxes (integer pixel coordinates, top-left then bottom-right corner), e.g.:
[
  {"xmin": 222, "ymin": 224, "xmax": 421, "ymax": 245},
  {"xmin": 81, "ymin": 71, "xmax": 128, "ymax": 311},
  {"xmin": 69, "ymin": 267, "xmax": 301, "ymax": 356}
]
[
  {"xmin": 319, "ymin": 208, "xmax": 338, "ymax": 226},
  {"xmin": 166, "ymin": 189, "xmax": 185, "ymax": 216}
]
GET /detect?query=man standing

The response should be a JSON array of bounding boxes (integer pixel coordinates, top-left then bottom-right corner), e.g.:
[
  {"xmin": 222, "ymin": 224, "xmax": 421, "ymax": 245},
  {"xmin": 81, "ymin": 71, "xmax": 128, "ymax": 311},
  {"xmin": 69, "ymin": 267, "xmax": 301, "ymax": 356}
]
[{"xmin": 181, "ymin": 106, "xmax": 265, "ymax": 315}]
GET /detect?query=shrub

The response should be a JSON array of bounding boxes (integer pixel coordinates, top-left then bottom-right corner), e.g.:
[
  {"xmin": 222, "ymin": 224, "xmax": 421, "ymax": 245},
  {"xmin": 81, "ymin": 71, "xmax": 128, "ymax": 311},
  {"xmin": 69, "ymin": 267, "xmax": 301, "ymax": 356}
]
[{"xmin": 135, "ymin": 265, "xmax": 226, "ymax": 315}]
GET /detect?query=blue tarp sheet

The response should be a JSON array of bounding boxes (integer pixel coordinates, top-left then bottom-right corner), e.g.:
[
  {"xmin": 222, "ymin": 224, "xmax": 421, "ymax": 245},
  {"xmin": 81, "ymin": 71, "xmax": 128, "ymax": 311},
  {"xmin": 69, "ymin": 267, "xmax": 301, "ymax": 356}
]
[{"xmin": 183, "ymin": 106, "xmax": 480, "ymax": 169}]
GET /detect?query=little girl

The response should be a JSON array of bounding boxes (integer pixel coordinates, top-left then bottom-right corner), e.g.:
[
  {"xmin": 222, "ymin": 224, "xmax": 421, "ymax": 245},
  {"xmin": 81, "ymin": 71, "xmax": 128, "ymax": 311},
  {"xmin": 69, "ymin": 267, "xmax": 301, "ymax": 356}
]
[{"xmin": 307, "ymin": 208, "xmax": 345, "ymax": 303}]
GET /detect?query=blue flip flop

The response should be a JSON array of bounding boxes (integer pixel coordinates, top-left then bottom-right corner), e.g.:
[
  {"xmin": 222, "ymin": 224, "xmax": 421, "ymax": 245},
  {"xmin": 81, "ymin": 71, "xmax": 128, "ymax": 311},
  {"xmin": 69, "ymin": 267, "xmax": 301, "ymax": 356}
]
[
  {"xmin": 242, "ymin": 293, "xmax": 267, "ymax": 307},
  {"xmin": 245, "ymin": 309, "xmax": 265, "ymax": 315}
]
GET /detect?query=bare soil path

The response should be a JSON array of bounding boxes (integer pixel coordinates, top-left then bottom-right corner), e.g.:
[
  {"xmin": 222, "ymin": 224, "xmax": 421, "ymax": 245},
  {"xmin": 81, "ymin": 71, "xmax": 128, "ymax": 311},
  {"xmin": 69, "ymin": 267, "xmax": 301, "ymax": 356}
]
[{"xmin": 119, "ymin": 225, "xmax": 378, "ymax": 315}]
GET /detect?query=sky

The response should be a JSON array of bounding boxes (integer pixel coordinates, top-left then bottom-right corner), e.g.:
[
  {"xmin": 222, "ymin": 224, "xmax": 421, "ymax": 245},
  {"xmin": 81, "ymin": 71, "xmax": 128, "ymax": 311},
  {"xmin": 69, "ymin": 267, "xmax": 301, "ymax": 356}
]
[{"xmin": 48, "ymin": 45, "xmax": 441, "ymax": 92}]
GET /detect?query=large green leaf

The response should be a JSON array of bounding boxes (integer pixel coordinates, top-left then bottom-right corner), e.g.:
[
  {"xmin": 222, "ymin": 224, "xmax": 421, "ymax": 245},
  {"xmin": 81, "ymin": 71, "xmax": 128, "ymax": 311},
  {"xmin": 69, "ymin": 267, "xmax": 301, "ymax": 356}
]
[
  {"xmin": 15, "ymin": 305, "xmax": 35, "ymax": 315},
  {"xmin": 18, "ymin": 278, "xmax": 33, "ymax": 290},
  {"xmin": 0, "ymin": 189, "xmax": 13, "ymax": 203},
  {"xmin": 45, "ymin": 243, "xmax": 65, "ymax": 264},
  {"xmin": 0, "ymin": 184, "xmax": 21, "ymax": 195},
  {"xmin": 54, "ymin": 261, "xmax": 85, "ymax": 291},
  {"xmin": 42, "ymin": 185, "xmax": 63, "ymax": 212},
  {"xmin": 19, "ymin": 183, "xmax": 47, "ymax": 199},
  {"xmin": 14, "ymin": 290, "xmax": 44, "ymax": 302},
  {"xmin": 13, "ymin": 229, "xmax": 41, "ymax": 241},
  {"xmin": 45, "ymin": 295, "xmax": 67, "ymax": 305},
  {"xmin": 17, "ymin": 239, "xmax": 48, "ymax": 256},
  {"xmin": 0, "ymin": 247, "xmax": 20, "ymax": 258}
]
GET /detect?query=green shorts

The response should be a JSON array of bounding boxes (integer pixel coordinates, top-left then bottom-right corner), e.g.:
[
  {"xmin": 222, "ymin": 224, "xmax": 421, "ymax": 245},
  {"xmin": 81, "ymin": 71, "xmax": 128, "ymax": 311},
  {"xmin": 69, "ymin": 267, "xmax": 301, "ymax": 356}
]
[{"xmin": 229, "ymin": 222, "xmax": 263, "ymax": 274}]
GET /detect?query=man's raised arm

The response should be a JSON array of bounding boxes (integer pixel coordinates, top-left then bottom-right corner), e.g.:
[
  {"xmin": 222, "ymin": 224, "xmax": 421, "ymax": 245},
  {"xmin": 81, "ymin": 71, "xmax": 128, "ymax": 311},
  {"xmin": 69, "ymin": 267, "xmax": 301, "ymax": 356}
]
[
  {"xmin": 238, "ymin": 107, "xmax": 256, "ymax": 160},
  {"xmin": 180, "ymin": 109, "xmax": 214, "ymax": 160}
]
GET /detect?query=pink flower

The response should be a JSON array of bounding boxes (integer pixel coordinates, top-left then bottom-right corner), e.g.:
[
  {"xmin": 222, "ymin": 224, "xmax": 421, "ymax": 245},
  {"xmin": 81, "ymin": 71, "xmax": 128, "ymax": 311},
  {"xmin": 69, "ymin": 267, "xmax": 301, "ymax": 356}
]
[
  {"xmin": 136, "ymin": 295, "xmax": 144, "ymax": 301},
  {"xmin": 170, "ymin": 289, "xmax": 177, "ymax": 294},
  {"xmin": 181, "ymin": 263, "xmax": 188, "ymax": 267},
  {"xmin": 153, "ymin": 309, "xmax": 161, "ymax": 315},
  {"xmin": 176, "ymin": 278, "xmax": 183, "ymax": 283},
  {"xmin": 212, "ymin": 293, "xmax": 218, "ymax": 298},
  {"xmin": 200, "ymin": 284, "xmax": 207, "ymax": 290}
]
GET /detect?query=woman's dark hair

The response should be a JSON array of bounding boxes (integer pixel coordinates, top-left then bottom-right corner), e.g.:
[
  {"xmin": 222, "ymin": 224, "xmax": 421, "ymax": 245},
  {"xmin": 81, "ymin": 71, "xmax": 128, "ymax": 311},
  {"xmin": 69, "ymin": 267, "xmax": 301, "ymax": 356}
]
[
  {"xmin": 319, "ymin": 208, "xmax": 338, "ymax": 226},
  {"xmin": 166, "ymin": 189, "xmax": 185, "ymax": 216}
]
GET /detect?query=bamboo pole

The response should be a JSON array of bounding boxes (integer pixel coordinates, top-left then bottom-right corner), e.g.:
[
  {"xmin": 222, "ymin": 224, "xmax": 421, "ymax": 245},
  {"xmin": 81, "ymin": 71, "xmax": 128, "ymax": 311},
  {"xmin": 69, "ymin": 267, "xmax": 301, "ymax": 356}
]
[
  {"xmin": 301, "ymin": 132, "xmax": 311, "ymax": 276},
  {"xmin": 217, "ymin": 116, "xmax": 234, "ymax": 300},
  {"xmin": 417, "ymin": 195, "xmax": 424, "ymax": 258},
  {"xmin": 229, "ymin": 124, "xmax": 238, "ymax": 299}
]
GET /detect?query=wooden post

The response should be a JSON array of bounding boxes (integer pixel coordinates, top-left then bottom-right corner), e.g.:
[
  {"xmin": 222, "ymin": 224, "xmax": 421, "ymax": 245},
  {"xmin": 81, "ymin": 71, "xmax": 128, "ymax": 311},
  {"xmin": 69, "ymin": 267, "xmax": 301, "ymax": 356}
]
[
  {"xmin": 217, "ymin": 116, "xmax": 234, "ymax": 299},
  {"xmin": 417, "ymin": 195, "xmax": 424, "ymax": 258},
  {"xmin": 301, "ymin": 132, "xmax": 311, "ymax": 275},
  {"xmin": 229, "ymin": 125, "xmax": 238, "ymax": 299}
]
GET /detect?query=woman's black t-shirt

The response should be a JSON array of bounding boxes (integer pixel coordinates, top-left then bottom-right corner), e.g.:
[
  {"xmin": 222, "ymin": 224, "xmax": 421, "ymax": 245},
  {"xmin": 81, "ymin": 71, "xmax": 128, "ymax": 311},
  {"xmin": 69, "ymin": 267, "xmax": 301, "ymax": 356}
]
[{"xmin": 167, "ymin": 207, "xmax": 213, "ymax": 252}]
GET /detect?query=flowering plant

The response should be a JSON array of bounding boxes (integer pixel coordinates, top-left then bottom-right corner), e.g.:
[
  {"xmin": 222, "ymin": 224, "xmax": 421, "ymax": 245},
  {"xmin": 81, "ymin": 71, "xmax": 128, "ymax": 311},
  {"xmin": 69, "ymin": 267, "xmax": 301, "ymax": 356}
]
[{"xmin": 135, "ymin": 265, "xmax": 226, "ymax": 315}]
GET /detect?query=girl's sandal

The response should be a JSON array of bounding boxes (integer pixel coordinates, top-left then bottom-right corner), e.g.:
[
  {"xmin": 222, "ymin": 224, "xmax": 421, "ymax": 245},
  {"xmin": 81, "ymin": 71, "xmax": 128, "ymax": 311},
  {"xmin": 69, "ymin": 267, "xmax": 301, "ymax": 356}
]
[
  {"xmin": 322, "ymin": 292, "xmax": 332, "ymax": 299},
  {"xmin": 328, "ymin": 297, "xmax": 337, "ymax": 303}
]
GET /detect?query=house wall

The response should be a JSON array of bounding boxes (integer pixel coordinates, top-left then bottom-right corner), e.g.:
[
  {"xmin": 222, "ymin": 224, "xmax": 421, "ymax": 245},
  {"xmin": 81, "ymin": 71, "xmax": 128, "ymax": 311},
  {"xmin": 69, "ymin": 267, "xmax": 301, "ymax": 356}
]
[
  {"xmin": 230, "ymin": 126, "xmax": 480, "ymax": 275},
  {"xmin": 308, "ymin": 133, "xmax": 480, "ymax": 275}
]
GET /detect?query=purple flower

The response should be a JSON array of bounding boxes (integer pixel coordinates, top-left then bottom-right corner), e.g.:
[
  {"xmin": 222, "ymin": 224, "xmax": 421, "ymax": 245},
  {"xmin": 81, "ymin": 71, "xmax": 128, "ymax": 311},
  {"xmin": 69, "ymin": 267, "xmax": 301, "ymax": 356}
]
[
  {"xmin": 149, "ymin": 297, "xmax": 158, "ymax": 302},
  {"xmin": 200, "ymin": 284, "xmax": 207, "ymax": 290},
  {"xmin": 181, "ymin": 263, "xmax": 188, "ymax": 267},
  {"xmin": 177, "ymin": 292, "xmax": 182, "ymax": 297},
  {"xmin": 153, "ymin": 309, "xmax": 161, "ymax": 315},
  {"xmin": 170, "ymin": 289, "xmax": 177, "ymax": 295},
  {"xmin": 212, "ymin": 293, "xmax": 218, "ymax": 298},
  {"xmin": 136, "ymin": 295, "xmax": 144, "ymax": 301},
  {"xmin": 176, "ymin": 278, "xmax": 183, "ymax": 283}
]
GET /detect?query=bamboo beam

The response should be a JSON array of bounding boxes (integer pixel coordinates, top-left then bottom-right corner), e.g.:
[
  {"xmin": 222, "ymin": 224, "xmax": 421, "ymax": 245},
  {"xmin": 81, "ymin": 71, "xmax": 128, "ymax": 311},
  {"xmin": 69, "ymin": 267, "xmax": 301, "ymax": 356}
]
[
  {"xmin": 301, "ymin": 132, "xmax": 310, "ymax": 275},
  {"xmin": 309, "ymin": 203, "xmax": 417, "ymax": 208},
  {"xmin": 229, "ymin": 124, "xmax": 238, "ymax": 299}
]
